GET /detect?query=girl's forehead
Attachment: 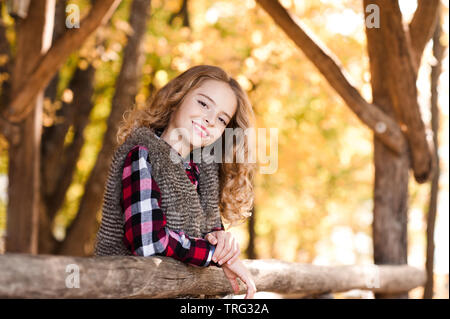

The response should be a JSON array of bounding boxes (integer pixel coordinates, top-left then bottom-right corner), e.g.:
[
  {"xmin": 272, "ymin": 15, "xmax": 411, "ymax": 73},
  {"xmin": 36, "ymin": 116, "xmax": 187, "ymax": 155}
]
[{"xmin": 192, "ymin": 85, "xmax": 237, "ymax": 114}]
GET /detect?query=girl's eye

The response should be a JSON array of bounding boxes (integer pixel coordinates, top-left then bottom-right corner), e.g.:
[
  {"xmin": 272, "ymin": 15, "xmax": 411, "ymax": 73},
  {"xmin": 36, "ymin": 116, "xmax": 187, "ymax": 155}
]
[
  {"xmin": 198, "ymin": 100, "xmax": 208, "ymax": 109},
  {"xmin": 198, "ymin": 100, "xmax": 227, "ymax": 125}
]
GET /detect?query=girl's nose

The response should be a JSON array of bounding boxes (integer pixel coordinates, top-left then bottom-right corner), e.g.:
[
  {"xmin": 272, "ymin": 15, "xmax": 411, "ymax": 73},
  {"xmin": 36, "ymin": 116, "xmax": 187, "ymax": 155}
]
[
  {"xmin": 201, "ymin": 106, "xmax": 216, "ymax": 126},
  {"xmin": 204, "ymin": 116, "xmax": 215, "ymax": 127}
]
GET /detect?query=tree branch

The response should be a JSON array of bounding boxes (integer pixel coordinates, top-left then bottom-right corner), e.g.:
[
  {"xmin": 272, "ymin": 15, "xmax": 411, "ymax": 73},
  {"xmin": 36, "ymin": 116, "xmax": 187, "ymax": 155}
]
[
  {"xmin": 3, "ymin": 0, "xmax": 122, "ymax": 124},
  {"xmin": 255, "ymin": 0, "xmax": 406, "ymax": 155},
  {"xmin": 409, "ymin": 0, "xmax": 440, "ymax": 72},
  {"xmin": 168, "ymin": 0, "xmax": 190, "ymax": 27},
  {"xmin": 377, "ymin": 0, "xmax": 433, "ymax": 183}
]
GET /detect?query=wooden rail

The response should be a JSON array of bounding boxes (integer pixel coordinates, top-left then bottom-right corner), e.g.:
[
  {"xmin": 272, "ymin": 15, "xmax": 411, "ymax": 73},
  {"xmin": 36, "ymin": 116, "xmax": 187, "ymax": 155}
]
[{"xmin": 0, "ymin": 253, "xmax": 426, "ymax": 298}]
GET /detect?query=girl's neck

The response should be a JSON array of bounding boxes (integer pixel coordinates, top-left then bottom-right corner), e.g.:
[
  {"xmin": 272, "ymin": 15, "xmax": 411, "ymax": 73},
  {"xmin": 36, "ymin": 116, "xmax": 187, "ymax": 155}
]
[{"xmin": 160, "ymin": 126, "xmax": 193, "ymax": 160}]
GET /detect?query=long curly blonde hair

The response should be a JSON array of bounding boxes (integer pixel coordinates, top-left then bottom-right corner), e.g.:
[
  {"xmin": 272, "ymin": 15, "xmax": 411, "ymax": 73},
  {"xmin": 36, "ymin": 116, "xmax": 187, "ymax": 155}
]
[{"xmin": 116, "ymin": 65, "xmax": 257, "ymax": 227}]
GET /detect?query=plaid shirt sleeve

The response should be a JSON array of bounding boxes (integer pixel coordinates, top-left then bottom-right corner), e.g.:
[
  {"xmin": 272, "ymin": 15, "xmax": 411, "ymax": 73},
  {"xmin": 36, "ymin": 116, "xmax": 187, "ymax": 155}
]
[{"xmin": 121, "ymin": 145, "xmax": 217, "ymax": 267}]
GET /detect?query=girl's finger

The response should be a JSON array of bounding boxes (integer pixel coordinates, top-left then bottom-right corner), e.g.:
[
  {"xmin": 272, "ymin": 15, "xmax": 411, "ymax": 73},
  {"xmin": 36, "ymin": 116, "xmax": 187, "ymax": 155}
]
[
  {"xmin": 226, "ymin": 244, "xmax": 241, "ymax": 265},
  {"xmin": 230, "ymin": 278, "xmax": 240, "ymax": 294},
  {"xmin": 218, "ymin": 244, "xmax": 235, "ymax": 265},
  {"xmin": 212, "ymin": 235, "xmax": 224, "ymax": 262},
  {"xmin": 205, "ymin": 233, "xmax": 217, "ymax": 245},
  {"xmin": 223, "ymin": 238, "xmax": 239, "ymax": 264},
  {"xmin": 244, "ymin": 277, "xmax": 256, "ymax": 299},
  {"xmin": 223, "ymin": 268, "xmax": 240, "ymax": 294},
  {"xmin": 206, "ymin": 234, "xmax": 217, "ymax": 245},
  {"xmin": 221, "ymin": 233, "xmax": 235, "ymax": 259},
  {"xmin": 215, "ymin": 233, "xmax": 229, "ymax": 261}
]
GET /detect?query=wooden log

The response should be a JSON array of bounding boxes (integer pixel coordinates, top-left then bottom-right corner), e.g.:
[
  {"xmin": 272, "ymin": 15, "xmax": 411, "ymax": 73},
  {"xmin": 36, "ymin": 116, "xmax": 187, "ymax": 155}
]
[{"xmin": 0, "ymin": 253, "xmax": 426, "ymax": 298}]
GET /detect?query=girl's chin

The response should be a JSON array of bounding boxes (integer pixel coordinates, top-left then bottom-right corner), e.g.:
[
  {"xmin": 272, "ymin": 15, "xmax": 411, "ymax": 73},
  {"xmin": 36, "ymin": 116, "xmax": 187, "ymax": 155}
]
[{"xmin": 190, "ymin": 137, "xmax": 212, "ymax": 149}]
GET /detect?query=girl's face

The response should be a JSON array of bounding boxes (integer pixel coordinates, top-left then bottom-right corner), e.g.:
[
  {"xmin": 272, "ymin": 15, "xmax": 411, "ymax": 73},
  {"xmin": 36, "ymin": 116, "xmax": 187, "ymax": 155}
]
[{"xmin": 164, "ymin": 79, "xmax": 238, "ymax": 153}]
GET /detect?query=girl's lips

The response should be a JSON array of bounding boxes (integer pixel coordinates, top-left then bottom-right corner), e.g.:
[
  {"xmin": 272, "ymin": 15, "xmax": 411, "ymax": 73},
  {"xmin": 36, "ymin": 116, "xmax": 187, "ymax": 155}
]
[{"xmin": 192, "ymin": 121, "xmax": 210, "ymax": 137}]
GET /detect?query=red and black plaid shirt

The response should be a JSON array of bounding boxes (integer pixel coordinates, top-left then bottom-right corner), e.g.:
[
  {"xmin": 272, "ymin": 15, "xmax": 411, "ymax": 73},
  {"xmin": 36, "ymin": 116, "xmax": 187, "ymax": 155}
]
[{"xmin": 121, "ymin": 144, "xmax": 224, "ymax": 267}]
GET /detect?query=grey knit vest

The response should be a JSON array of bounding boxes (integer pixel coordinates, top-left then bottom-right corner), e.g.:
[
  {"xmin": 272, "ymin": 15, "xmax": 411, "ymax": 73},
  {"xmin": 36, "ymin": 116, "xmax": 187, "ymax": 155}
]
[{"xmin": 94, "ymin": 125, "xmax": 223, "ymax": 256}]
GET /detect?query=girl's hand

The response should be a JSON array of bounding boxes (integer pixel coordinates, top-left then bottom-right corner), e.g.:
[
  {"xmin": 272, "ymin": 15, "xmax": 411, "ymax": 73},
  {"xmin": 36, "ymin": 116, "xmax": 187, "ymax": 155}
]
[
  {"xmin": 205, "ymin": 230, "xmax": 240, "ymax": 266},
  {"xmin": 221, "ymin": 259, "xmax": 257, "ymax": 299}
]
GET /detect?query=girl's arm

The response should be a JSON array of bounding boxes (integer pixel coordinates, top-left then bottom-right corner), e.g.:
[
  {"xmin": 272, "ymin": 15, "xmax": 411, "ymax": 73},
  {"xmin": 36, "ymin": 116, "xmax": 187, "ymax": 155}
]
[{"xmin": 122, "ymin": 145, "xmax": 219, "ymax": 267}]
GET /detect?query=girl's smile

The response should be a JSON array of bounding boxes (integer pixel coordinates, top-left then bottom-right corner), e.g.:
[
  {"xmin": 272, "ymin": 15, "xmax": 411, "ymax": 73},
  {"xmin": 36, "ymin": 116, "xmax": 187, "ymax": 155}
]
[{"xmin": 192, "ymin": 120, "xmax": 210, "ymax": 138}]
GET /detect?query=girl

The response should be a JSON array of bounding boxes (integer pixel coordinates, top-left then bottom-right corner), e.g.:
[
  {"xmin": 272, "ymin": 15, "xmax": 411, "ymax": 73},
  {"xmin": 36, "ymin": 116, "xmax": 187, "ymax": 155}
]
[{"xmin": 94, "ymin": 65, "xmax": 257, "ymax": 298}]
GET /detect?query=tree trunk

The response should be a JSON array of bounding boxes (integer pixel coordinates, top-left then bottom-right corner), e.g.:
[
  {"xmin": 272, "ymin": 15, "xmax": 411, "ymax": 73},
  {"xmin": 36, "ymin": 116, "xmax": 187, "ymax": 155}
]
[
  {"xmin": 5, "ymin": 0, "xmax": 55, "ymax": 254},
  {"xmin": 246, "ymin": 207, "xmax": 257, "ymax": 259},
  {"xmin": 424, "ymin": 8, "xmax": 445, "ymax": 299},
  {"xmin": 372, "ymin": 138, "xmax": 409, "ymax": 299},
  {"xmin": 39, "ymin": 64, "xmax": 96, "ymax": 254},
  {"xmin": 0, "ymin": 1, "xmax": 13, "ymax": 113},
  {"xmin": 38, "ymin": 0, "xmax": 75, "ymax": 255},
  {"xmin": 43, "ymin": 0, "xmax": 67, "ymax": 103},
  {"xmin": 376, "ymin": 0, "xmax": 432, "ymax": 183},
  {"xmin": 57, "ymin": 0, "xmax": 152, "ymax": 256},
  {"xmin": 364, "ymin": 0, "xmax": 412, "ymax": 299}
]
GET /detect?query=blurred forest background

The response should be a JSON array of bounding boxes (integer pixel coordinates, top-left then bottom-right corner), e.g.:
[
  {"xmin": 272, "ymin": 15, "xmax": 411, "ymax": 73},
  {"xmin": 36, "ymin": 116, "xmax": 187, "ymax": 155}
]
[{"xmin": 0, "ymin": 0, "xmax": 448, "ymax": 298}]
